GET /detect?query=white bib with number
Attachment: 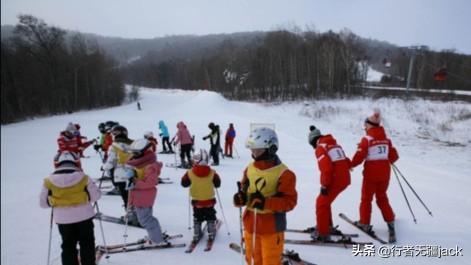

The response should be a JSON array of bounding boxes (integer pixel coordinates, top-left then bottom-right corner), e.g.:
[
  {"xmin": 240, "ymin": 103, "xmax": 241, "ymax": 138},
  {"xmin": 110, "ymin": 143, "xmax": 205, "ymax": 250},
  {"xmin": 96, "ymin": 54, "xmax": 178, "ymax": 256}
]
[
  {"xmin": 327, "ymin": 147, "xmax": 347, "ymax": 162},
  {"xmin": 366, "ymin": 144, "xmax": 389, "ymax": 161}
]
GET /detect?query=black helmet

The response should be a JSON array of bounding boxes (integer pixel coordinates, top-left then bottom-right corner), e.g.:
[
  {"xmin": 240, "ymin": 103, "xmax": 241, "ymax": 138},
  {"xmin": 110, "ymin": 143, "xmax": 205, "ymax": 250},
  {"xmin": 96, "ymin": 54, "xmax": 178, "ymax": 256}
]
[
  {"xmin": 98, "ymin": 123, "xmax": 106, "ymax": 133},
  {"xmin": 105, "ymin": 121, "xmax": 118, "ymax": 132},
  {"xmin": 208, "ymin": 122, "xmax": 215, "ymax": 129},
  {"xmin": 111, "ymin": 125, "xmax": 128, "ymax": 138}
]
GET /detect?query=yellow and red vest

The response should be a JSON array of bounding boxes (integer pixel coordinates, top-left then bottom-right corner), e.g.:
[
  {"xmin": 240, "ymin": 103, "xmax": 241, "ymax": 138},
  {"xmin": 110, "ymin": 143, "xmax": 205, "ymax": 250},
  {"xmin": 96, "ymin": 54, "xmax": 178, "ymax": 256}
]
[
  {"xmin": 188, "ymin": 169, "xmax": 215, "ymax": 201},
  {"xmin": 246, "ymin": 162, "xmax": 288, "ymax": 214},
  {"xmin": 43, "ymin": 175, "xmax": 89, "ymax": 207}
]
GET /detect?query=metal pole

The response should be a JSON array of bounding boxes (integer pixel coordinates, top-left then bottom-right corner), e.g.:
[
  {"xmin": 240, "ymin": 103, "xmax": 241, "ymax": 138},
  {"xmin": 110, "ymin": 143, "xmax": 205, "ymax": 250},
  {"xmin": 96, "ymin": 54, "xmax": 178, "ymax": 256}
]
[
  {"xmin": 406, "ymin": 51, "xmax": 415, "ymax": 92},
  {"xmin": 393, "ymin": 165, "xmax": 417, "ymax": 223},
  {"xmin": 215, "ymin": 188, "xmax": 231, "ymax": 235},
  {"xmin": 94, "ymin": 172, "xmax": 109, "ymax": 259},
  {"xmin": 46, "ymin": 208, "xmax": 53, "ymax": 265},
  {"xmin": 392, "ymin": 164, "xmax": 433, "ymax": 216}
]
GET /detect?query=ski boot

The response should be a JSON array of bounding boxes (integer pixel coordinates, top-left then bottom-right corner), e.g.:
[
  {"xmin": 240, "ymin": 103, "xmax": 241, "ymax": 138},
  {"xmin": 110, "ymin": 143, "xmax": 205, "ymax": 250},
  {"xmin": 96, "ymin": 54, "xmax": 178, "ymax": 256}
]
[
  {"xmin": 387, "ymin": 221, "xmax": 396, "ymax": 243},
  {"xmin": 354, "ymin": 221, "xmax": 374, "ymax": 235},
  {"xmin": 310, "ymin": 230, "xmax": 331, "ymax": 242}
]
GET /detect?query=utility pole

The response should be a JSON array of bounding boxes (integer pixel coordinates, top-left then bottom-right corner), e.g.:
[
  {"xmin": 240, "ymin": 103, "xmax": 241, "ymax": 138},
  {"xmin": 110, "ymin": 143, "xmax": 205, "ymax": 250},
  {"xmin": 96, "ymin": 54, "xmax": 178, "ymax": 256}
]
[{"xmin": 405, "ymin": 45, "xmax": 428, "ymax": 92}]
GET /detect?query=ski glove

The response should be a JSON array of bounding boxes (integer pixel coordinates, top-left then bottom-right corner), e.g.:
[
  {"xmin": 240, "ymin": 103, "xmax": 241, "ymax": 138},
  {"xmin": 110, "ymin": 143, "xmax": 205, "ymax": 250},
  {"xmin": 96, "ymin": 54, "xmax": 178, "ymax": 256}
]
[
  {"xmin": 233, "ymin": 191, "xmax": 247, "ymax": 207},
  {"xmin": 320, "ymin": 186, "xmax": 328, "ymax": 196},
  {"xmin": 94, "ymin": 144, "xmax": 101, "ymax": 151},
  {"xmin": 248, "ymin": 191, "xmax": 265, "ymax": 210}
]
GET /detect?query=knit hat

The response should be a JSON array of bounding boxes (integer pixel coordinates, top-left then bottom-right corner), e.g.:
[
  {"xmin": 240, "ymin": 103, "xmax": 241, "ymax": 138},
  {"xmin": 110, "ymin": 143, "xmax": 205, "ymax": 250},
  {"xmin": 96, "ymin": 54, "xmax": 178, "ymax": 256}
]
[
  {"xmin": 308, "ymin": 125, "xmax": 321, "ymax": 147},
  {"xmin": 65, "ymin": 122, "xmax": 77, "ymax": 133},
  {"xmin": 365, "ymin": 109, "xmax": 381, "ymax": 126}
]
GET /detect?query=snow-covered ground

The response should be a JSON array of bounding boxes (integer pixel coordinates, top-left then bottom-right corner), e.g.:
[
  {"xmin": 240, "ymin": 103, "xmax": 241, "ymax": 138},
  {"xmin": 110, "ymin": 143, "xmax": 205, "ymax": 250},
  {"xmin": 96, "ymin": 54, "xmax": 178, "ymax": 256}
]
[{"xmin": 2, "ymin": 88, "xmax": 470, "ymax": 265}]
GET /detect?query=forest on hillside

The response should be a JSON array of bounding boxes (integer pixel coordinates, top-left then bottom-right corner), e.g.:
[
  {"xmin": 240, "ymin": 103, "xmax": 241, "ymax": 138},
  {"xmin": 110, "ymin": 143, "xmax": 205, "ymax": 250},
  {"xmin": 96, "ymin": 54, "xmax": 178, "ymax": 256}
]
[{"xmin": 2, "ymin": 15, "xmax": 471, "ymax": 124}]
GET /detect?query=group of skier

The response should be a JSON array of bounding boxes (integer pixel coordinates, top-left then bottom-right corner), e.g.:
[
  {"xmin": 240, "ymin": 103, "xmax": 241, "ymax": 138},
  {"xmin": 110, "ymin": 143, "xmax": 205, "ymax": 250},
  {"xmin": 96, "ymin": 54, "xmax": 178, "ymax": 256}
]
[{"xmin": 40, "ymin": 109, "xmax": 399, "ymax": 265}]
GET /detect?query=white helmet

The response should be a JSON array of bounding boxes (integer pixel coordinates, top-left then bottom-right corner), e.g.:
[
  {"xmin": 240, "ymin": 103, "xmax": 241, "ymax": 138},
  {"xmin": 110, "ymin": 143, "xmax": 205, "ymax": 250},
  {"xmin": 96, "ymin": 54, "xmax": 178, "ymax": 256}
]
[
  {"xmin": 129, "ymin": 138, "xmax": 150, "ymax": 155},
  {"xmin": 54, "ymin": 151, "xmax": 79, "ymax": 167},
  {"xmin": 144, "ymin": 131, "xmax": 154, "ymax": 138},
  {"xmin": 245, "ymin": 127, "xmax": 279, "ymax": 153},
  {"xmin": 192, "ymin": 149, "xmax": 209, "ymax": 166}
]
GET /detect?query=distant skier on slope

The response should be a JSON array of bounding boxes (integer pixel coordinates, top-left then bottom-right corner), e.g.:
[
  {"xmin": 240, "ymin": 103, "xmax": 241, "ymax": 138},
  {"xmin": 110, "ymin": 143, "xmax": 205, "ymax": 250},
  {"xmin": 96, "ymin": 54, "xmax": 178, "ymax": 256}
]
[
  {"xmin": 233, "ymin": 127, "xmax": 297, "ymax": 265},
  {"xmin": 126, "ymin": 139, "xmax": 169, "ymax": 245},
  {"xmin": 224, "ymin": 123, "xmax": 236, "ymax": 158},
  {"xmin": 158, "ymin": 120, "xmax": 174, "ymax": 154},
  {"xmin": 350, "ymin": 109, "xmax": 399, "ymax": 242},
  {"xmin": 308, "ymin": 125, "xmax": 351, "ymax": 241},
  {"xmin": 181, "ymin": 149, "xmax": 221, "ymax": 244},
  {"xmin": 40, "ymin": 151, "xmax": 101, "ymax": 265},
  {"xmin": 202, "ymin": 122, "xmax": 221, "ymax": 166}
]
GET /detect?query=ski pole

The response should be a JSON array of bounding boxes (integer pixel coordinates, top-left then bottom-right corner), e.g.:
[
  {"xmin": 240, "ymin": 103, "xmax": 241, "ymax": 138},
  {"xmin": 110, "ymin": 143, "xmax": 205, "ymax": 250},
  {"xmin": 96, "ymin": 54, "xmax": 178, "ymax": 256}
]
[
  {"xmin": 187, "ymin": 190, "xmax": 192, "ymax": 230},
  {"xmin": 392, "ymin": 165, "xmax": 417, "ymax": 223},
  {"xmin": 252, "ymin": 208, "xmax": 257, "ymax": 265},
  {"xmin": 94, "ymin": 171, "xmax": 109, "ymax": 259},
  {"xmin": 123, "ymin": 189, "xmax": 131, "ymax": 250},
  {"xmin": 234, "ymin": 146, "xmax": 240, "ymax": 159},
  {"xmin": 237, "ymin": 181, "xmax": 245, "ymax": 265},
  {"xmin": 392, "ymin": 164, "xmax": 433, "ymax": 217},
  {"xmin": 46, "ymin": 208, "xmax": 53, "ymax": 265},
  {"xmin": 215, "ymin": 187, "xmax": 231, "ymax": 235}
]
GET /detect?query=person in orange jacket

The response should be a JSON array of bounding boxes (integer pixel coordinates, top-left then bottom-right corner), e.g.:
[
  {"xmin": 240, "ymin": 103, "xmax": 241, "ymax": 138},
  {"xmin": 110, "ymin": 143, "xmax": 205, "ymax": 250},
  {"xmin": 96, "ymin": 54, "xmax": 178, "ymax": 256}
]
[
  {"xmin": 351, "ymin": 110, "xmax": 399, "ymax": 242},
  {"xmin": 308, "ymin": 125, "xmax": 351, "ymax": 241},
  {"xmin": 233, "ymin": 127, "xmax": 297, "ymax": 265}
]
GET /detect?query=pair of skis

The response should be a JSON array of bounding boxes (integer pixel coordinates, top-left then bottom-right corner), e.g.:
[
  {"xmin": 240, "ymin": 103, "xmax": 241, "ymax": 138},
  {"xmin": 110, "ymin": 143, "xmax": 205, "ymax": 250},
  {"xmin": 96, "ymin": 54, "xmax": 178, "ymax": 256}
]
[
  {"xmin": 95, "ymin": 234, "xmax": 185, "ymax": 263},
  {"xmin": 94, "ymin": 213, "xmax": 143, "ymax": 228},
  {"xmin": 338, "ymin": 213, "xmax": 392, "ymax": 244},
  {"xmin": 229, "ymin": 242, "xmax": 317, "ymax": 265},
  {"xmin": 185, "ymin": 219, "xmax": 222, "ymax": 253}
]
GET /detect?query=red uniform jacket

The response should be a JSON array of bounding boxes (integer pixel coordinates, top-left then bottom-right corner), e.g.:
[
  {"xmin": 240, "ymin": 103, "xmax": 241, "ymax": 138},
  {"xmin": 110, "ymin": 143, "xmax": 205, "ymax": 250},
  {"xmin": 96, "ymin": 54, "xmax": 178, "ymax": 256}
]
[
  {"xmin": 315, "ymin": 134, "xmax": 351, "ymax": 189},
  {"xmin": 351, "ymin": 126, "xmax": 399, "ymax": 181}
]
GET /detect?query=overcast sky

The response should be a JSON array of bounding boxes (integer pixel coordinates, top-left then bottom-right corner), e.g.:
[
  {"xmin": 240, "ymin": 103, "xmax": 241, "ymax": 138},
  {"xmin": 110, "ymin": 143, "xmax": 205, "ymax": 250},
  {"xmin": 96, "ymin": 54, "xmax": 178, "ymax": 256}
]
[{"xmin": 2, "ymin": 0, "xmax": 470, "ymax": 54}]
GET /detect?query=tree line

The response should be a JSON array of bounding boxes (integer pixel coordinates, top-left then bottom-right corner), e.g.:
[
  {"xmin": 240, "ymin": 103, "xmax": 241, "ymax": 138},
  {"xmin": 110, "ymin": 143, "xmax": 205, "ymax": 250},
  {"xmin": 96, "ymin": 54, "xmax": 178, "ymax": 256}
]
[{"xmin": 1, "ymin": 15, "xmax": 125, "ymax": 124}]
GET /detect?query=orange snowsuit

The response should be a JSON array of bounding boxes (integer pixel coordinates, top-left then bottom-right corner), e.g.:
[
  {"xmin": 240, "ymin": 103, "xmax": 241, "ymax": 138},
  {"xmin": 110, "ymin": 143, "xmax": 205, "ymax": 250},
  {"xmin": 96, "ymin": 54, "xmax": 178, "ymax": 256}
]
[
  {"xmin": 351, "ymin": 126, "xmax": 399, "ymax": 224},
  {"xmin": 314, "ymin": 135, "xmax": 351, "ymax": 236},
  {"xmin": 239, "ymin": 158, "xmax": 297, "ymax": 265}
]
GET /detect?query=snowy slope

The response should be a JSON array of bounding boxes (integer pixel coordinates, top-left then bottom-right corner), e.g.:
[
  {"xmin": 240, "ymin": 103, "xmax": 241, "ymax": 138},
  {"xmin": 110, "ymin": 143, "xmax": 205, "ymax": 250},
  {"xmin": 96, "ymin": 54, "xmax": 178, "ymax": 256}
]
[{"xmin": 1, "ymin": 88, "xmax": 470, "ymax": 265}]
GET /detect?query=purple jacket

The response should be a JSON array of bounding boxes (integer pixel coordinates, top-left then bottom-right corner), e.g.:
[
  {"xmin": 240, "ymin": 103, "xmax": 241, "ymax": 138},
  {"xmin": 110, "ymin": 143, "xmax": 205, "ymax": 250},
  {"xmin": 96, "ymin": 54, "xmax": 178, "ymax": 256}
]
[
  {"xmin": 127, "ymin": 152, "xmax": 163, "ymax": 208},
  {"xmin": 173, "ymin": 121, "xmax": 193, "ymax": 145},
  {"xmin": 39, "ymin": 167, "xmax": 101, "ymax": 224}
]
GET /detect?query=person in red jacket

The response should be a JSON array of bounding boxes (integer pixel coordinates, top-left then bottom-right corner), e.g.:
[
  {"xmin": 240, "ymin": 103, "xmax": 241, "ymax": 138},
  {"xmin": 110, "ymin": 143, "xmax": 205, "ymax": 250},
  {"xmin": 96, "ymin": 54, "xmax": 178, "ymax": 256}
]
[
  {"xmin": 57, "ymin": 123, "xmax": 83, "ymax": 154},
  {"xmin": 351, "ymin": 110, "xmax": 399, "ymax": 242},
  {"xmin": 308, "ymin": 125, "xmax": 351, "ymax": 241}
]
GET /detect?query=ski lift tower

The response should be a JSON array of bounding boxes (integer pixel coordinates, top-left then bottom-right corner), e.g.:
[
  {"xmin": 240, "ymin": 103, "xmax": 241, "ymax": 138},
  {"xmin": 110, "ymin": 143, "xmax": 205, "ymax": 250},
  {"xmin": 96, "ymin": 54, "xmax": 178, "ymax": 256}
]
[{"xmin": 404, "ymin": 45, "xmax": 428, "ymax": 92}]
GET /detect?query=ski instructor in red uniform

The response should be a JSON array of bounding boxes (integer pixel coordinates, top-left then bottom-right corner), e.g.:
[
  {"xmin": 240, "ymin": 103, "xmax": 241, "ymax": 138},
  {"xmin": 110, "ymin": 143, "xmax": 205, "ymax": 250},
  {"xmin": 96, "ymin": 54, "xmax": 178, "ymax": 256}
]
[
  {"xmin": 308, "ymin": 125, "xmax": 351, "ymax": 241},
  {"xmin": 351, "ymin": 109, "xmax": 399, "ymax": 243}
]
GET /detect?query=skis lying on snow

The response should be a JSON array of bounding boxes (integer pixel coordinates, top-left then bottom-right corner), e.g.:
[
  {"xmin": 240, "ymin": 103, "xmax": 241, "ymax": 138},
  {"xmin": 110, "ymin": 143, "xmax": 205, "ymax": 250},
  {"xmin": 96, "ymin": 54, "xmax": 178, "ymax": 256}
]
[
  {"xmin": 285, "ymin": 237, "xmax": 373, "ymax": 248},
  {"xmin": 99, "ymin": 234, "xmax": 183, "ymax": 251},
  {"xmin": 338, "ymin": 213, "xmax": 388, "ymax": 244},
  {"xmin": 94, "ymin": 213, "xmax": 143, "ymax": 228},
  {"xmin": 204, "ymin": 219, "xmax": 222, "ymax": 252},
  {"xmin": 229, "ymin": 242, "xmax": 317, "ymax": 265},
  {"xmin": 286, "ymin": 225, "xmax": 358, "ymax": 238},
  {"xmin": 95, "ymin": 237, "xmax": 185, "ymax": 263},
  {"xmin": 185, "ymin": 222, "xmax": 209, "ymax": 253}
]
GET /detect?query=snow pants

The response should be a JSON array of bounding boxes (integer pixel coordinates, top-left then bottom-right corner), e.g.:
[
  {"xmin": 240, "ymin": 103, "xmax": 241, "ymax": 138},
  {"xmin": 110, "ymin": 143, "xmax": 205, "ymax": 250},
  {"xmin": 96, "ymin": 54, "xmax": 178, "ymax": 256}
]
[
  {"xmin": 224, "ymin": 138, "xmax": 234, "ymax": 157},
  {"xmin": 315, "ymin": 183, "xmax": 348, "ymax": 236},
  {"xmin": 209, "ymin": 145, "xmax": 219, "ymax": 165},
  {"xmin": 135, "ymin": 207, "xmax": 165, "ymax": 244},
  {"xmin": 180, "ymin": 143, "xmax": 192, "ymax": 165},
  {"xmin": 57, "ymin": 218, "xmax": 95, "ymax": 265},
  {"xmin": 244, "ymin": 231, "xmax": 284, "ymax": 265},
  {"xmin": 162, "ymin": 137, "xmax": 173, "ymax": 152},
  {"xmin": 359, "ymin": 177, "xmax": 395, "ymax": 224}
]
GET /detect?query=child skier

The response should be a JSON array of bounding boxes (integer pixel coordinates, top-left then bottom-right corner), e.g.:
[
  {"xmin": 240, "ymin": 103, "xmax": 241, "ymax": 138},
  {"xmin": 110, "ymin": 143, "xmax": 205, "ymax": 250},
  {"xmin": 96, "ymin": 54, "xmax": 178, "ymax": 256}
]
[
  {"xmin": 181, "ymin": 149, "xmax": 221, "ymax": 243},
  {"xmin": 172, "ymin": 121, "xmax": 193, "ymax": 168},
  {"xmin": 224, "ymin": 123, "xmax": 236, "ymax": 158},
  {"xmin": 308, "ymin": 125, "xmax": 351, "ymax": 241},
  {"xmin": 233, "ymin": 127, "xmax": 297, "ymax": 265},
  {"xmin": 94, "ymin": 122, "xmax": 113, "ymax": 162},
  {"xmin": 144, "ymin": 131, "xmax": 158, "ymax": 152},
  {"xmin": 126, "ymin": 139, "xmax": 169, "ymax": 245},
  {"xmin": 102, "ymin": 124, "xmax": 139, "ymax": 225},
  {"xmin": 351, "ymin": 109, "xmax": 399, "ymax": 242},
  {"xmin": 158, "ymin": 120, "xmax": 173, "ymax": 153},
  {"xmin": 40, "ymin": 151, "xmax": 101, "ymax": 265}
]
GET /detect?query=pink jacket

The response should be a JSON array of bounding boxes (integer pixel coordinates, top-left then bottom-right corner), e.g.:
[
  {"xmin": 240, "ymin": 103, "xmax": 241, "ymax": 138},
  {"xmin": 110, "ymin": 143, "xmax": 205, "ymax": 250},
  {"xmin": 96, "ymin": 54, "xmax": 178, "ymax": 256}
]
[
  {"xmin": 173, "ymin": 121, "xmax": 193, "ymax": 145},
  {"xmin": 127, "ymin": 152, "xmax": 163, "ymax": 208},
  {"xmin": 39, "ymin": 167, "xmax": 101, "ymax": 224}
]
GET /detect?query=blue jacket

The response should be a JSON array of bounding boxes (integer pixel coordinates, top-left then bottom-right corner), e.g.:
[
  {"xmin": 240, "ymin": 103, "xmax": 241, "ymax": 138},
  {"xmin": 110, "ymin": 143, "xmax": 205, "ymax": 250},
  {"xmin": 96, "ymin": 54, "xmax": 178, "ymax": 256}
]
[{"xmin": 158, "ymin": 121, "xmax": 170, "ymax": 137}]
